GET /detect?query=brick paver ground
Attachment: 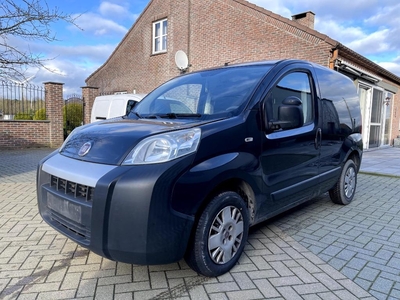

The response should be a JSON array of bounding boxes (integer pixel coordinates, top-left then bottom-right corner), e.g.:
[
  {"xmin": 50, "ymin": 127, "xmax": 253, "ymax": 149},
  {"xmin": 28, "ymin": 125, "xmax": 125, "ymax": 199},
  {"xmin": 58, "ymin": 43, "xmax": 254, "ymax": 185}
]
[
  {"xmin": 275, "ymin": 174, "xmax": 400, "ymax": 300},
  {"xmin": 1, "ymin": 148, "xmax": 397, "ymax": 299}
]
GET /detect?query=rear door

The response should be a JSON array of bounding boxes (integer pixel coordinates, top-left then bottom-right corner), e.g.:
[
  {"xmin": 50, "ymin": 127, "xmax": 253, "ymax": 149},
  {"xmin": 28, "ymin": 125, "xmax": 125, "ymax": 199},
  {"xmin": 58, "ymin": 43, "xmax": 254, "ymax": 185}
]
[
  {"xmin": 91, "ymin": 98, "xmax": 110, "ymax": 122},
  {"xmin": 313, "ymin": 64, "xmax": 362, "ymax": 191},
  {"xmin": 259, "ymin": 63, "xmax": 321, "ymax": 216},
  {"xmin": 109, "ymin": 98, "xmax": 126, "ymax": 118}
]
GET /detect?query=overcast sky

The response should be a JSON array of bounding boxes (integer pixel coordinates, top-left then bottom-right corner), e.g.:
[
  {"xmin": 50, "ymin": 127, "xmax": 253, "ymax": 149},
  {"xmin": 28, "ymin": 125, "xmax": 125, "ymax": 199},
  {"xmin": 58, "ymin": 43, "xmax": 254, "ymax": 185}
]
[{"xmin": 14, "ymin": 0, "xmax": 400, "ymax": 94}]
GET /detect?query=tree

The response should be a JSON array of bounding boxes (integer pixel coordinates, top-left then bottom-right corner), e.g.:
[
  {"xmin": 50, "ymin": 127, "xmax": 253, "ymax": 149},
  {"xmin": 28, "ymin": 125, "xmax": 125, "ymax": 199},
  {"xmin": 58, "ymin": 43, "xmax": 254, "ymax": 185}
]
[{"xmin": 0, "ymin": 0, "xmax": 79, "ymax": 79}]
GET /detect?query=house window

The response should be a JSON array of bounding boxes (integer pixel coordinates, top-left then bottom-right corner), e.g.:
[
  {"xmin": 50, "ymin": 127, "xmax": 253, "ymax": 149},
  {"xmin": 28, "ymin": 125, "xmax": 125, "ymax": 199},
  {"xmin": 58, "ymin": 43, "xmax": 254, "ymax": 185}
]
[{"xmin": 153, "ymin": 19, "xmax": 167, "ymax": 54}]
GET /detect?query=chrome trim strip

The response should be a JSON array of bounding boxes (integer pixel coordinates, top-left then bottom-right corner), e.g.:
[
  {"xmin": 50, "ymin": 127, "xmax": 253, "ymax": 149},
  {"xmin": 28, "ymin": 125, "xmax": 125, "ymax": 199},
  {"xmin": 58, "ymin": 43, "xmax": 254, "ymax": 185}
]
[{"xmin": 42, "ymin": 154, "xmax": 117, "ymax": 187}]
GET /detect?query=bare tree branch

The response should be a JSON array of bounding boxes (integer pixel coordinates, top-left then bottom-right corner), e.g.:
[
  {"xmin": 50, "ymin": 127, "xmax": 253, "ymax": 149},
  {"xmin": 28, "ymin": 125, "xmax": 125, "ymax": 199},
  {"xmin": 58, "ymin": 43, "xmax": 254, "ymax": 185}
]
[{"xmin": 0, "ymin": 0, "xmax": 80, "ymax": 80}]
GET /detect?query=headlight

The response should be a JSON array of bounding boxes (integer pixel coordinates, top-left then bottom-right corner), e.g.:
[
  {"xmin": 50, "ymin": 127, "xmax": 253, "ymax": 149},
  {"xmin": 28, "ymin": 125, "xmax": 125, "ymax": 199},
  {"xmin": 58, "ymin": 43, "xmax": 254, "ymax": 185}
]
[{"xmin": 122, "ymin": 128, "xmax": 201, "ymax": 165}]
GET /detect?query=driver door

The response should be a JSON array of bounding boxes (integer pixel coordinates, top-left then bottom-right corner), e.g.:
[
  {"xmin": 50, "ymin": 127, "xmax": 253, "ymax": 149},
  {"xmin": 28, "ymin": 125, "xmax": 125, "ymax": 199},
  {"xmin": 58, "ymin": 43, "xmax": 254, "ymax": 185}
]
[{"xmin": 259, "ymin": 66, "xmax": 321, "ymax": 216}]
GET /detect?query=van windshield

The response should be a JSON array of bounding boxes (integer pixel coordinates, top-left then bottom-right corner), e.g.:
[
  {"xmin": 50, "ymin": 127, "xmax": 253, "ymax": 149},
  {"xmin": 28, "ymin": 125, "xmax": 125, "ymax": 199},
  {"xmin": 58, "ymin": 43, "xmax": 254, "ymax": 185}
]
[{"xmin": 130, "ymin": 65, "xmax": 270, "ymax": 120}]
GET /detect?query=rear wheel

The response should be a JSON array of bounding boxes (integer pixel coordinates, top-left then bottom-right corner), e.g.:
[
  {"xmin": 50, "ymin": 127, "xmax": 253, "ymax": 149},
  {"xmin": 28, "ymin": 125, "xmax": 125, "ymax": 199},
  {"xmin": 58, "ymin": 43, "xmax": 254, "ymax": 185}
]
[
  {"xmin": 185, "ymin": 191, "xmax": 249, "ymax": 277},
  {"xmin": 329, "ymin": 159, "xmax": 357, "ymax": 205}
]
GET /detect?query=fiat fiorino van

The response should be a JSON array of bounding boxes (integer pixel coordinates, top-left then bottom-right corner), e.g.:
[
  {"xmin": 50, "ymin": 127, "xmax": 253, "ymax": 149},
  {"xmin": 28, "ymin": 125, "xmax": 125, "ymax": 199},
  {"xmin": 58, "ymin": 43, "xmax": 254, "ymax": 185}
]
[{"xmin": 37, "ymin": 59, "xmax": 362, "ymax": 277}]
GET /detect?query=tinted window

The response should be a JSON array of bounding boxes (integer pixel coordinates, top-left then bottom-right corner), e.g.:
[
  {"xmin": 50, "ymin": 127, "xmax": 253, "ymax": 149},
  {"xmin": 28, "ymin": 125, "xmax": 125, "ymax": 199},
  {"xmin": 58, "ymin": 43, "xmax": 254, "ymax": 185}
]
[
  {"xmin": 314, "ymin": 65, "xmax": 361, "ymax": 134},
  {"xmin": 265, "ymin": 72, "xmax": 314, "ymax": 128},
  {"xmin": 131, "ymin": 65, "xmax": 270, "ymax": 120}
]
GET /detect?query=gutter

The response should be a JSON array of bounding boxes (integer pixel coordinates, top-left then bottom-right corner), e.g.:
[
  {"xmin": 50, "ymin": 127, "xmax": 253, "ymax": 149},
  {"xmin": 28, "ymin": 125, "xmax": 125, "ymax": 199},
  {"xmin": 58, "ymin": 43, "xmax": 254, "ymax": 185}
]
[{"xmin": 332, "ymin": 43, "xmax": 400, "ymax": 85}]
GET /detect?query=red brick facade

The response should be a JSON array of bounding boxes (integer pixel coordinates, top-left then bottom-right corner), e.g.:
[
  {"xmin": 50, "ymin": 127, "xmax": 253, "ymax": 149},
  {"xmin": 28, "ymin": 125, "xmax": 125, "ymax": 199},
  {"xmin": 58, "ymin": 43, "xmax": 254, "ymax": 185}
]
[
  {"xmin": 44, "ymin": 82, "xmax": 64, "ymax": 148},
  {"xmin": 391, "ymin": 93, "xmax": 400, "ymax": 139},
  {"xmin": 86, "ymin": 0, "xmax": 334, "ymax": 95},
  {"xmin": 82, "ymin": 86, "xmax": 99, "ymax": 125},
  {"xmin": 86, "ymin": 0, "xmax": 400, "ymax": 147}
]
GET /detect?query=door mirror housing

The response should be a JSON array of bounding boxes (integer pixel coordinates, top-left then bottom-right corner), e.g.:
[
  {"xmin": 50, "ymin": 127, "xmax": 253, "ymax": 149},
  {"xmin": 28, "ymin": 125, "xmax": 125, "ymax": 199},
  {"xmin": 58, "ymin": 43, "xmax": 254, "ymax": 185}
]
[{"xmin": 267, "ymin": 96, "xmax": 304, "ymax": 131}]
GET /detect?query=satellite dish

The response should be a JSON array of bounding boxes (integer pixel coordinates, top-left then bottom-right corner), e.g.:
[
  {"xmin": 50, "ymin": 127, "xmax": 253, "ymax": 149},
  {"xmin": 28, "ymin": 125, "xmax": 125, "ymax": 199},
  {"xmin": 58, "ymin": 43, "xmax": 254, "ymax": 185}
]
[{"xmin": 175, "ymin": 50, "xmax": 189, "ymax": 71}]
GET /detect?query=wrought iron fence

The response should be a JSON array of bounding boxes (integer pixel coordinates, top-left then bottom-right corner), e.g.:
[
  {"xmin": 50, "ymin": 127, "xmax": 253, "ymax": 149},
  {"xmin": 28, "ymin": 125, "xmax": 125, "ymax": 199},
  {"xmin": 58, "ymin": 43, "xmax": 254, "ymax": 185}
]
[
  {"xmin": 64, "ymin": 94, "xmax": 83, "ymax": 139},
  {"xmin": 0, "ymin": 80, "xmax": 45, "ymax": 120}
]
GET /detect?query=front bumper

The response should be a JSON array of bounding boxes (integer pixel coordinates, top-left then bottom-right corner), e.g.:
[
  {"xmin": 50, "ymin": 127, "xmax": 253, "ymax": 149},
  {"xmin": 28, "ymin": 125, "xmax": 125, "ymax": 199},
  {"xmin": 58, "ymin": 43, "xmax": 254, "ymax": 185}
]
[{"xmin": 37, "ymin": 153, "xmax": 195, "ymax": 265}]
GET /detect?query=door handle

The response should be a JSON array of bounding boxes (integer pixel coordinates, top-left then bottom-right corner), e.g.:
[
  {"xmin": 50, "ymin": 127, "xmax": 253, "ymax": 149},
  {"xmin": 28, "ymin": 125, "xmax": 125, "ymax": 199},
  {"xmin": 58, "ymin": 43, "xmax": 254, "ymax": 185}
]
[{"xmin": 315, "ymin": 128, "xmax": 322, "ymax": 150}]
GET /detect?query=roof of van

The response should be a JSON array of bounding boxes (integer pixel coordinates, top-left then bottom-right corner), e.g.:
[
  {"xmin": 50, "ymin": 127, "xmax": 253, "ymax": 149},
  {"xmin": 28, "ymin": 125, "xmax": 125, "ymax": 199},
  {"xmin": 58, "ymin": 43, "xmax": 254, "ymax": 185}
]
[{"xmin": 95, "ymin": 93, "xmax": 147, "ymax": 101}]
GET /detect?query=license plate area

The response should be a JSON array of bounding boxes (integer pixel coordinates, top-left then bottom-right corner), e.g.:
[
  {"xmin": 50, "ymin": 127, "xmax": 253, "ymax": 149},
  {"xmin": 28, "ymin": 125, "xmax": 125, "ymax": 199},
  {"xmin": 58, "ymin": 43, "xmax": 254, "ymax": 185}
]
[
  {"xmin": 42, "ymin": 186, "xmax": 92, "ymax": 244},
  {"xmin": 47, "ymin": 192, "xmax": 82, "ymax": 223}
]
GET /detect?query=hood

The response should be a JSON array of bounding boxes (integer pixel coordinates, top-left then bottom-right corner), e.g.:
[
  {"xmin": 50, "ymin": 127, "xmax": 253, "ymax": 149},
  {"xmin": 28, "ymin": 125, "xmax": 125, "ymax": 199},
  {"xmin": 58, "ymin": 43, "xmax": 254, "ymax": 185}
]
[{"xmin": 60, "ymin": 118, "xmax": 204, "ymax": 165}]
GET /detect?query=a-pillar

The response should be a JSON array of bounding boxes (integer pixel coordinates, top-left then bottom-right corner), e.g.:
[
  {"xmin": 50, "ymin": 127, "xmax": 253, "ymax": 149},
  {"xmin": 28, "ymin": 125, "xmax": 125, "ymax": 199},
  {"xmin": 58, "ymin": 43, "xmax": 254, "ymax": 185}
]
[{"xmin": 44, "ymin": 82, "xmax": 64, "ymax": 148}]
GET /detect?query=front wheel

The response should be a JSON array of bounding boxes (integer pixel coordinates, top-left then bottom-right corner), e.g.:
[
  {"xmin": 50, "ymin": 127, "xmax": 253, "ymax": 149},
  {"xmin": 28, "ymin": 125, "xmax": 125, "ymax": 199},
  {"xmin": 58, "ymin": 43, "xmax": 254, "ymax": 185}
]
[
  {"xmin": 185, "ymin": 191, "xmax": 249, "ymax": 277},
  {"xmin": 329, "ymin": 159, "xmax": 357, "ymax": 205}
]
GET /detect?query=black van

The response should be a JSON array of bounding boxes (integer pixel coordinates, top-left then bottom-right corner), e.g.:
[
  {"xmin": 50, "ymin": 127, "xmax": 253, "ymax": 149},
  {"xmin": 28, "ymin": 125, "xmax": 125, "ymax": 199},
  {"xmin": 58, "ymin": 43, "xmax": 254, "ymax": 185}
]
[{"xmin": 37, "ymin": 59, "xmax": 362, "ymax": 277}]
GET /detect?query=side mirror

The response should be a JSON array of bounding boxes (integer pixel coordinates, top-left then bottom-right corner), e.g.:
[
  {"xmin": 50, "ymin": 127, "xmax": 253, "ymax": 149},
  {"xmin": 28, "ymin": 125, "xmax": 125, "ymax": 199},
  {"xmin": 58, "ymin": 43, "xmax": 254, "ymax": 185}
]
[
  {"xmin": 269, "ymin": 96, "xmax": 304, "ymax": 131},
  {"xmin": 126, "ymin": 100, "xmax": 137, "ymax": 115}
]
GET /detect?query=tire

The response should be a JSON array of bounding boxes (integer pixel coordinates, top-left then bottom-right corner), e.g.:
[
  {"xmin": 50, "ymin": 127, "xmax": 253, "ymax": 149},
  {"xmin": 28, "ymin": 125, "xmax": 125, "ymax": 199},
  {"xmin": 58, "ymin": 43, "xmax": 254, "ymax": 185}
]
[
  {"xmin": 185, "ymin": 191, "xmax": 249, "ymax": 277},
  {"xmin": 329, "ymin": 159, "xmax": 357, "ymax": 205}
]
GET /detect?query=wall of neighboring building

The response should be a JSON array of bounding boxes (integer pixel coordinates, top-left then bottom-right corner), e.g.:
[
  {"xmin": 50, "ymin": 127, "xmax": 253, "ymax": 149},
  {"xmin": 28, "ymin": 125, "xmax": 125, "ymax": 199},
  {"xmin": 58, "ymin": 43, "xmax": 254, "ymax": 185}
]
[{"xmin": 86, "ymin": 0, "xmax": 333, "ymax": 95}]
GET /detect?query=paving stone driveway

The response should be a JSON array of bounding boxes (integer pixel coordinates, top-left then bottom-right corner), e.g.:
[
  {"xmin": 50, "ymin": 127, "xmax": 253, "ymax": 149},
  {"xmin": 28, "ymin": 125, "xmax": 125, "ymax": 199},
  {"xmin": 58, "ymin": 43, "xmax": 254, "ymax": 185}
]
[{"xmin": 0, "ymin": 148, "xmax": 399, "ymax": 299}]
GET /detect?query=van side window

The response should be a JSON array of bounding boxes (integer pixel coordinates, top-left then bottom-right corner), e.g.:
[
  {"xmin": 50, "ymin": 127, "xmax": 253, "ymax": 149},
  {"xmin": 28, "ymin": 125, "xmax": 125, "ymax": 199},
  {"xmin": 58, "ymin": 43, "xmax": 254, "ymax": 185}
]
[{"xmin": 266, "ymin": 72, "xmax": 313, "ymax": 129}]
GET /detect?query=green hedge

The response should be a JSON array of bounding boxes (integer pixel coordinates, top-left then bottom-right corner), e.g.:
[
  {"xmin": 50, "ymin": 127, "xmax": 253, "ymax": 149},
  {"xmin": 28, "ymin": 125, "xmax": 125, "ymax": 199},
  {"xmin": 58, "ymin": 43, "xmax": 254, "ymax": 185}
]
[
  {"xmin": 33, "ymin": 108, "xmax": 46, "ymax": 120},
  {"xmin": 14, "ymin": 113, "xmax": 33, "ymax": 120},
  {"xmin": 63, "ymin": 102, "xmax": 83, "ymax": 137}
]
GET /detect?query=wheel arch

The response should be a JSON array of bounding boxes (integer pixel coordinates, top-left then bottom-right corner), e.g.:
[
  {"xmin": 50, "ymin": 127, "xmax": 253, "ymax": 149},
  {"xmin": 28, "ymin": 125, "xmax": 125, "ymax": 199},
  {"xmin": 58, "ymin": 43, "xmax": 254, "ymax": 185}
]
[
  {"xmin": 184, "ymin": 177, "xmax": 257, "ymax": 258},
  {"xmin": 347, "ymin": 149, "xmax": 362, "ymax": 172},
  {"xmin": 194, "ymin": 178, "xmax": 257, "ymax": 227}
]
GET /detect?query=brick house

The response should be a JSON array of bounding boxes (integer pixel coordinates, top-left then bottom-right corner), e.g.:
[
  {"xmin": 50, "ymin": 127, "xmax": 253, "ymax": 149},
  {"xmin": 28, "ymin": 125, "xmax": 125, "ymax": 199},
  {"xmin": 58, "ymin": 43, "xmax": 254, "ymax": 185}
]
[{"xmin": 85, "ymin": 0, "xmax": 400, "ymax": 150}]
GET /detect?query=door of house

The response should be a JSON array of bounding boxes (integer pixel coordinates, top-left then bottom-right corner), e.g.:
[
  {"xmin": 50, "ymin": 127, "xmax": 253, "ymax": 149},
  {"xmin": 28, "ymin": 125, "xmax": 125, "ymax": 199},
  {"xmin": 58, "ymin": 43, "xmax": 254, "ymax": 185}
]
[
  {"xmin": 368, "ymin": 89, "xmax": 383, "ymax": 148},
  {"xmin": 359, "ymin": 85, "xmax": 371, "ymax": 149}
]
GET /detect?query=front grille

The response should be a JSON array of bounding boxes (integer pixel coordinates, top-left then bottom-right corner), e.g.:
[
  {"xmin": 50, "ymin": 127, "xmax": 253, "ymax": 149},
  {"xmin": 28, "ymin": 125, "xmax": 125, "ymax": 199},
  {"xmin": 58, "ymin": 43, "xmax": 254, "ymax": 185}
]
[
  {"xmin": 50, "ymin": 210, "xmax": 91, "ymax": 243},
  {"xmin": 50, "ymin": 175, "xmax": 94, "ymax": 201}
]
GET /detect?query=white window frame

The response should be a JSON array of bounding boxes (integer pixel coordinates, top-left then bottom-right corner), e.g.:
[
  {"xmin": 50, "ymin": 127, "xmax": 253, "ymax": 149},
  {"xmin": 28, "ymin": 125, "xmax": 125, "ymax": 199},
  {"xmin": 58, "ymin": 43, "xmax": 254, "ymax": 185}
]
[{"xmin": 152, "ymin": 19, "xmax": 168, "ymax": 54}]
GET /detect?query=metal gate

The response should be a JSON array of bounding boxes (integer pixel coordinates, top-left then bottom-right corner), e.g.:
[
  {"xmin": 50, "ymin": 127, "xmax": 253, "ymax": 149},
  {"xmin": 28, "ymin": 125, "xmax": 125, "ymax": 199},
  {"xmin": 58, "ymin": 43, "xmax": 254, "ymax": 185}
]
[{"xmin": 64, "ymin": 94, "xmax": 83, "ymax": 139}]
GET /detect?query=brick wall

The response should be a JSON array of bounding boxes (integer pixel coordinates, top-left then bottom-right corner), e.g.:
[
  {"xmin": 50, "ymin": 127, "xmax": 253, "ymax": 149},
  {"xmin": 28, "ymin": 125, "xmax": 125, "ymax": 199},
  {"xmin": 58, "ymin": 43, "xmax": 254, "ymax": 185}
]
[
  {"xmin": 82, "ymin": 86, "xmax": 99, "ymax": 124},
  {"xmin": 86, "ymin": 0, "xmax": 173, "ymax": 95},
  {"xmin": 44, "ymin": 82, "xmax": 64, "ymax": 148},
  {"xmin": 86, "ymin": 0, "xmax": 333, "ymax": 95},
  {"xmin": 189, "ymin": 0, "xmax": 331, "ymax": 70},
  {"xmin": 0, "ymin": 121, "xmax": 50, "ymax": 148},
  {"xmin": 392, "ymin": 93, "xmax": 400, "ymax": 139},
  {"xmin": 0, "ymin": 82, "xmax": 64, "ymax": 149}
]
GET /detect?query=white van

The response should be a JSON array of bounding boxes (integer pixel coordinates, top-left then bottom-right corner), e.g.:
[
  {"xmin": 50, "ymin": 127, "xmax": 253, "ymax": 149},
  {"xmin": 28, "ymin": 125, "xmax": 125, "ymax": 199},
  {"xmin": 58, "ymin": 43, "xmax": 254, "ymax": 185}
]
[{"xmin": 90, "ymin": 93, "xmax": 146, "ymax": 123}]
